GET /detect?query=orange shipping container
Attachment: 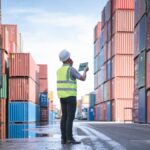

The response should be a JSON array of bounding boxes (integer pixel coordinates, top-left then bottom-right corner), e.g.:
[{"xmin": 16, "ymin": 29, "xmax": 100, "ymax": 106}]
[
  {"xmin": 9, "ymin": 77, "xmax": 38, "ymax": 103},
  {"xmin": 112, "ymin": 99, "xmax": 133, "ymax": 122},
  {"xmin": 0, "ymin": 99, "xmax": 6, "ymax": 123},
  {"xmin": 112, "ymin": 32, "xmax": 134, "ymax": 56},
  {"xmin": 38, "ymin": 64, "xmax": 48, "ymax": 79},
  {"xmin": 112, "ymin": 77, "xmax": 134, "ymax": 99},
  {"xmin": 39, "ymin": 79, "xmax": 48, "ymax": 93},
  {"xmin": 0, "ymin": 124, "xmax": 6, "ymax": 139},
  {"xmin": 146, "ymin": 51, "xmax": 150, "ymax": 89},
  {"xmin": 147, "ymin": 90, "xmax": 150, "ymax": 123},
  {"xmin": 112, "ymin": 10, "xmax": 134, "ymax": 35},
  {"xmin": 112, "ymin": 0, "xmax": 134, "ymax": 14},
  {"xmin": 112, "ymin": 55, "xmax": 134, "ymax": 77},
  {"xmin": 9, "ymin": 53, "xmax": 37, "ymax": 81}
]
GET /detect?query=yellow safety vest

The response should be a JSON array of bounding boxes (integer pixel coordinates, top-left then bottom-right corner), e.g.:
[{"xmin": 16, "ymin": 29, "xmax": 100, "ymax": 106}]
[{"xmin": 57, "ymin": 65, "xmax": 77, "ymax": 98}]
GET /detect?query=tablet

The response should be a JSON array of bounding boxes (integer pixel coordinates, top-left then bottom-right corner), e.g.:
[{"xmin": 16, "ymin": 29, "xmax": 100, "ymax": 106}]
[{"xmin": 78, "ymin": 62, "xmax": 88, "ymax": 71}]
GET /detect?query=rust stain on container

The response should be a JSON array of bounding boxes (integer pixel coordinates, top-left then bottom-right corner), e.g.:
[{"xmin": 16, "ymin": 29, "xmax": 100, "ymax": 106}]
[
  {"xmin": 112, "ymin": 32, "xmax": 134, "ymax": 56},
  {"xmin": 112, "ymin": 55, "xmax": 134, "ymax": 77},
  {"xmin": 112, "ymin": 10, "xmax": 134, "ymax": 35}
]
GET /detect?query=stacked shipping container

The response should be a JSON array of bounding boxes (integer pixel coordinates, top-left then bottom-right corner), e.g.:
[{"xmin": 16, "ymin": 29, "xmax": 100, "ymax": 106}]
[
  {"xmin": 133, "ymin": 0, "xmax": 150, "ymax": 123},
  {"xmin": 8, "ymin": 53, "xmax": 39, "ymax": 138},
  {"xmin": 94, "ymin": 0, "xmax": 134, "ymax": 122},
  {"xmin": 38, "ymin": 65, "xmax": 49, "ymax": 124}
]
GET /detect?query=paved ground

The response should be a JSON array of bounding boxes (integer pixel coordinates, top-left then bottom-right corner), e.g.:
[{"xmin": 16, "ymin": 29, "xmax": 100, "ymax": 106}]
[{"xmin": 0, "ymin": 121, "xmax": 150, "ymax": 150}]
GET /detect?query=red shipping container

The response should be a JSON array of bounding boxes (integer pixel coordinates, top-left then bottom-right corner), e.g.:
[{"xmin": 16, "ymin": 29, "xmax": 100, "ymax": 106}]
[
  {"xmin": 146, "ymin": 51, "xmax": 150, "ymax": 89},
  {"xmin": 100, "ymin": 103, "xmax": 105, "ymax": 121},
  {"xmin": 96, "ymin": 88, "xmax": 100, "ymax": 104},
  {"xmin": 0, "ymin": 99, "xmax": 6, "ymax": 123},
  {"xmin": 40, "ymin": 107, "xmax": 48, "ymax": 122},
  {"xmin": 112, "ymin": 32, "xmax": 134, "ymax": 56},
  {"xmin": 0, "ymin": 24, "xmax": 18, "ymax": 53},
  {"xmin": 112, "ymin": 10, "xmax": 134, "ymax": 35},
  {"xmin": 134, "ymin": 23, "xmax": 140, "ymax": 58},
  {"xmin": 94, "ymin": 22, "xmax": 101, "ymax": 43},
  {"xmin": 1, "ymin": 49, "xmax": 8, "ymax": 74},
  {"xmin": 9, "ymin": 53, "xmax": 37, "ymax": 81},
  {"xmin": 147, "ymin": 13, "xmax": 150, "ymax": 50},
  {"xmin": 112, "ymin": 0, "xmax": 134, "ymax": 13},
  {"xmin": 147, "ymin": 90, "xmax": 150, "ymax": 123},
  {"xmin": 0, "ymin": 124, "xmax": 6, "ymax": 139},
  {"xmin": 38, "ymin": 64, "xmax": 48, "ymax": 79},
  {"xmin": 135, "ymin": 0, "xmax": 146, "ymax": 26},
  {"xmin": 39, "ymin": 79, "xmax": 48, "ymax": 93},
  {"xmin": 9, "ymin": 77, "xmax": 38, "ymax": 103},
  {"xmin": 112, "ymin": 77, "xmax": 134, "ymax": 99},
  {"xmin": 112, "ymin": 55, "xmax": 134, "ymax": 77},
  {"xmin": 112, "ymin": 99, "xmax": 133, "ymax": 122}
]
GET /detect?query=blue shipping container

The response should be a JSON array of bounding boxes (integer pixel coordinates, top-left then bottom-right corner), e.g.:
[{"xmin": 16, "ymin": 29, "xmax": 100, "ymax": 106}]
[
  {"xmin": 40, "ymin": 93, "xmax": 48, "ymax": 107},
  {"xmin": 90, "ymin": 93, "xmax": 96, "ymax": 107},
  {"xmin": 36, "ymin": 105, "xmax": 40, "ymax": 122},
  {"xmin": 139, "ymin": 88, "xmax": 146, "ymax": 123},
  {"xmin": 107, "ymin": 60, "xmax": 112, "ymax": 80},
  {"xmin": 9, "ymin": 102, "xmax": 37, "ymax": 122},
  {"xmin": 8, "ymin": 123, "xmax": 36, "ymax": 138},
  {"xmin": 88, "ymin": 107, "xmax": 94, "ymax": 121},
  {"xmin": 106, "ymin": 101, "xmax": 112, "ymax": 121}
]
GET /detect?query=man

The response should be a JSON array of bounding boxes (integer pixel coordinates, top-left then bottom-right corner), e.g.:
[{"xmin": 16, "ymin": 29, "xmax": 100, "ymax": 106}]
[{"xmin": 57, "ymin": 49, "xmax": 89, "ymax": 144}]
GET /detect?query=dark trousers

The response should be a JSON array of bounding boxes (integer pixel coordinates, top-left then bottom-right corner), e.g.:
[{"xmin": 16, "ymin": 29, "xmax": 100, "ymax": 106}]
[{"xmin": 60, "ymin": 96, "xmax": 76, "ymax": 140}]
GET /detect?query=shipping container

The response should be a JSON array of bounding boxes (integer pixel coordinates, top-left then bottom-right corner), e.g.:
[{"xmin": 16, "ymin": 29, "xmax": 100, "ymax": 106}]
[
  {"xmin": 112, "ymin": 0, "xmax": 134, "ymax": 13},
  {"xmin": 0, "ymin": 99, "xmax": 6, "ymax": 123},
  {"xmin": 101, "ymin": 7, "xmax": 105, "ymax": 28},
  {"xmin": 36, "ymin": 104, "xmax": 40, "ymax": 122},
  {"xmin": 139, "ymin": 15, "xmax": 147, "ymax": 52},
  {"xmin": 88, "ymin": 107, "xmax": 94, "ymax": 121},
  {"xmin": 112, "ymin": 99, "xmax": 133, "ymax": 122},
  {"xmin": 39, "ymin": 92, "xmax": 48, "ymax": 107},
  {"xmin": 139, "ymin": 88, "xmax": 146, "ymax": 123},
  {"xmin": 138, "ymin": 51, "xmax": 146, "ymax": 88},
  {"xmin": 0, "ymin": 74, "xmax": 7, "ymax": 99},
  {"xmin": 100, "ymin": 29, "xmax": 105, "ymax": 48},
  {"xmin": 146, "ymin": 50, "xmax": 150, "ymax": 89},
  {"xmin": 99, "ymin": 84, "xmax": 104, "ymax": 103},
  {"xmin": 40, "ymin": 107, "xmax": 48, "ymax": 122},
  {"xmin": 134, "ymin": 57, "xmax": 139, "ymax": 90},
  {"xmin": 97, "ymin": 105, "xmax": 101, "ymax": 120},
  {"xmin": 99, "ymin": 47, "xmax": 104, "ymax": 68},
  {"xmin": 94, "ymin": 22, "xmax": 101, "ymax": 43},
  {"xmin": 8, "ymin": 123, "xmax": 36, "ymax": 138},
  {"xmin": 112, "ymin": 32, "xmax": 134, "ymax": 56},
  {"xmin": 106, "ymin": 59, "xmax": 112, "ymax": 80},
  {"xmin": 112, "ymin": 55, "xmax": 134, "ymax": 77},
  {"xmin": 147, "ymin": 12, "xmax": 150, "ymax": 50},
  {"xmin": 146, "ymin": 0, "xmax": 150, "ymax": 13},
  {"xmin": 104, "ymin": 43, "xmax": 107, "ymax": 63},
  {"xmin": 134, "ymin": 23, "xmax": 140, "ymax": 57},
  {"xmin": 89, "ymin": 93, "xmax": 96, "ymax": 107},
  {"xmin": 107, "ymin": 40, "xmax": 112, "ymax": 60},
  {"xmin": 135, "ymin": 0, "xmax": 146, "ymax": 26},
  {"xmin": 8, "ymin": 102, "xmax": 37, "ymax": 122},
  {"xmin": 0, "ymin": 123, "xmax": 6, "ymax": 139},
  {"xmin": 38, "ymin": 64, "xmax": 48, "ymax": 79},
  {"xmin": 105, "ymin": 0, "xmax": 111, "ymax": 22},
  {"xmin": 94, "ymin": 106, "xmax": 97, "ymax": 121},
  {"xmin": 106, "ymin": 101, "xmax": 112, "ymax": 121},
  {"xmin": 9, "ymin": 53, "xmax": 37, "ymax": 81},
  {"xmin": 103, "ymin": 83, "xmax": 107, "ymax": 101},
  {"xmin": 9, "ymin": 77, "xmax": 38, "ymax": 103},
  {"xmin": 94, "ymin": 73, "xmax": 98, "ymax": 89},
  {"xmin": 147, "ymin": 90, "xmax": 150, "ymax": 123},
  {"xmin": 104, "ymin": 23, "xmax": 108, "ymax": 44},
  {"xmin": 112, "ymin": 10, "xmax": 134, "ymax": 35},
  {"xmin": 112, "ymin": 77, "xmax": 134, "ymax": 99},
  {"xmin": 108, "ymin": 20, "xmax": 112, "ymax": 42},
  {"xmin": 100, "ymin": 102, "xmax": 106, "ymax": 121},
  {"xmin": 133, "ymin": 90, "xmax": 139, "ymax": 123}
]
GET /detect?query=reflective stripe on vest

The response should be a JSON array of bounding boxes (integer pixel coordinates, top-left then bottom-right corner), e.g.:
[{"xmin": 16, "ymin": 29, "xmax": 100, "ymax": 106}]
[{"xmin": 57, "ymin": 65, "xmax": 77, "ymax": 98}]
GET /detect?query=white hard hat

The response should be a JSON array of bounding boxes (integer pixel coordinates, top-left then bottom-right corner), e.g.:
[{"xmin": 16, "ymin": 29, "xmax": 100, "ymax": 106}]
[{"xmin": 59, "ymin": 49, "xmax": 70, "ymax": 62}]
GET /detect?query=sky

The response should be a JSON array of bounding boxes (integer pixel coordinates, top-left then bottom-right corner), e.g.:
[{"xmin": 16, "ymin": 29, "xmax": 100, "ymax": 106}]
[{"xmin": 2, "ymin": 0, "xmax": 106, "ymax": 108}]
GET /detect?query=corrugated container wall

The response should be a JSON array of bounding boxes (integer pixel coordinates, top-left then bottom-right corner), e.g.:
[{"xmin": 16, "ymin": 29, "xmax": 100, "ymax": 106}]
[
  {"xmin": 38, "ymin": 64, "xmax": 48, "ymax": 79},
  {"xmin": 146, "ymin": 51, "xmax": 150, "ymax": 89},
  {"xmin": 0, "ymin": 99, "xmax": 6, "ymax": 124},
  {"xmin": 147, "ymin": 90, "xmax": 150, "ymax": 123},
  {"xmin": 94, "ymin": 22, "xmax": 101, "ymax": 43}
]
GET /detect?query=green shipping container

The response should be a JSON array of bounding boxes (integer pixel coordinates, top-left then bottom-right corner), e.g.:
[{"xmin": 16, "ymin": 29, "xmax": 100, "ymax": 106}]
[
  {"xmin": 0, "ymin": 74, "xmax": 7, "ymax": 98},
  {"xmin": 138, "ymin": 51, "xmax": 146, "ymax": 88}
]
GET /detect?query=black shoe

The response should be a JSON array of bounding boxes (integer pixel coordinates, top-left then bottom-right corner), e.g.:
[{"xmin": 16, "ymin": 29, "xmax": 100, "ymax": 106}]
[
  {"xmin": 67, "ymin": 138, "xmax": 81, "ymax": 144},
  {"xmin": 61, "ymin": 139, "xmax": 66, "ymax": 144}
]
